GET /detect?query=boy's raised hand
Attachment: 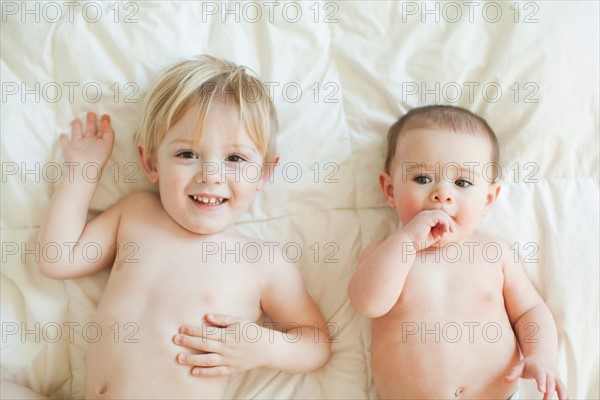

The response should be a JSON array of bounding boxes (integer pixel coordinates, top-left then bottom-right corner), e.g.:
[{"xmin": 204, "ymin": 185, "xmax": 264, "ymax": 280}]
[
  {"xmin": 59, "ymin": 112, "xmax": 114, "ymax": 168},
  {"xmin": 402, "ymin": 209, "xmax": 455, "ymax": 251}
]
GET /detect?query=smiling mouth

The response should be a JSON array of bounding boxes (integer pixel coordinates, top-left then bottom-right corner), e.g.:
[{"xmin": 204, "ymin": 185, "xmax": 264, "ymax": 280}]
[{"xmin": 189, "ymin": 195, "xmax": 227, "ymax": 206}]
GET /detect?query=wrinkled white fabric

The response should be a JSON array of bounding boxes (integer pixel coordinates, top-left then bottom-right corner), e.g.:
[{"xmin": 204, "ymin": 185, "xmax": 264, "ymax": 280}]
[{"xmin": 1, "ymin": 2, "xmax": 598, "ymax": 399}]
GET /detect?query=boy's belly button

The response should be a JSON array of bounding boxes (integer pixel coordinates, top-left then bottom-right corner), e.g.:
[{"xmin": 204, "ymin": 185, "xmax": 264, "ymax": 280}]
[
  {"xmin": 98, "ymin": 383, "xmax": 108, "ymax": 395},
  {"xmin": 454, "ymin": 387, "xmax": 464, "ymax": 397}
]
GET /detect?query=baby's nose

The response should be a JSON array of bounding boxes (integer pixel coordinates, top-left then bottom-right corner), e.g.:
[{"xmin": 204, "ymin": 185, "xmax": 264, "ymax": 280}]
[{"xmin": 431, "ymin": 186, "xmax": 453, "ymax": 203}]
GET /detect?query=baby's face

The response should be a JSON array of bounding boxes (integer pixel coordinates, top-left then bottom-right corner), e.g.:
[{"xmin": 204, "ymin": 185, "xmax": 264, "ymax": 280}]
[
  {"xmin": 149, "ymin": 102, "xmax": 268, "ymax": 235},
  {"xmin": 382, "ymin": 128, "xmax": 500, "ymax": 245}
]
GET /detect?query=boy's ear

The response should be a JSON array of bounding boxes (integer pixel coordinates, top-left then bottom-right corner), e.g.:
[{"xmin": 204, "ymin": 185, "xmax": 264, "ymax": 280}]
[
  {"xmin": 137, "ymin": 145, "xmax": 159, "ymax": 183},
  {"xmin": 483, "ymin": 183, "xmax": 501, "ymax": 215},
  {"xmin": 379, "ymin": 171, "xmax": 395, "ymax": 208},
  {"xmin": 257, "ymin": 155, "xmax": 280, "ymax": 192}
]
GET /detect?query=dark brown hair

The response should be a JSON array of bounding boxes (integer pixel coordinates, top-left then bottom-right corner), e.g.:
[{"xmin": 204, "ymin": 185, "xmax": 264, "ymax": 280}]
[{"xmin": 384, "ymin": 105, "xmax": 499, "ymax": 176}]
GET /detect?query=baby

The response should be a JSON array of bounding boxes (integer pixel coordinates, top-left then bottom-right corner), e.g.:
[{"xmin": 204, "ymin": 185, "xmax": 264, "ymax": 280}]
[
  {"xmin": 33, "ymin": 55, "xmax": 330, "ymax": 399},
  {"xmin": 348, "ymin": 105, "xmax": 567, "ymax": 400}
]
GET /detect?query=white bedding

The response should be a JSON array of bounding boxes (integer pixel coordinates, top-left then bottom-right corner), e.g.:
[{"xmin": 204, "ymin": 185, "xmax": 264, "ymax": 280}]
[{"xmin": 1, "ymin": 1, "xmax": 598, "ymax": 399}]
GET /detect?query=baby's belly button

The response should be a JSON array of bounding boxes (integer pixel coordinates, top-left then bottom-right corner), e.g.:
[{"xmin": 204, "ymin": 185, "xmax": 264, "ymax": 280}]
[{"xmin": 454, "ymin": 387, "xmax": 464, "ymax": 397}]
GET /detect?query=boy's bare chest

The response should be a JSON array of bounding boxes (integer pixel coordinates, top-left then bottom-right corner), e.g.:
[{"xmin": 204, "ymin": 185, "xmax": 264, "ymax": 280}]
[{"xmin": 98, "ymin": 218, "xmax": 264, "ymax": 324}]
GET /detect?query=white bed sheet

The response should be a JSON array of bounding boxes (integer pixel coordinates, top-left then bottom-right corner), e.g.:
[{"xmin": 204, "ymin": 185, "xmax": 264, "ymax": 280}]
[{"xmin": 1, "ymin": 1, "xmax": 598, "ymax": 399}]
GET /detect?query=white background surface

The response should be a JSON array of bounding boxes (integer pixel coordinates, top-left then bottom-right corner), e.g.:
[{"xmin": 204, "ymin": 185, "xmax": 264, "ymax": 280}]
[{"xmin": 1, "ymin": 1, "xmax": 598, "ymax": 399}]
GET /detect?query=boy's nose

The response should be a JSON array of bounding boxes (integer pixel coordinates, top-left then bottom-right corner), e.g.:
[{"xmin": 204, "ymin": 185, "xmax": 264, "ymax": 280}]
[{"xmin": 195, "ymin": 161, "xmax": 223, "ymax": 184}]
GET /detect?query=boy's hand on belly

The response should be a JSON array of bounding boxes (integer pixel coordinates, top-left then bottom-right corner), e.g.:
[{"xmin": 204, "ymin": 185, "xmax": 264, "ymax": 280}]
[
  {"xmin": 174, "ymin": 313, "xmax": 266, "ymax": 377},
  {"xmin": 505, "ymin": 355, "xmax": 569, "ymax": 400}
]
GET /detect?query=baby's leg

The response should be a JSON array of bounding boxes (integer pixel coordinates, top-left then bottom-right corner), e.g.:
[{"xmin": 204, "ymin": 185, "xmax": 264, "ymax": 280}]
[{"xmin": 0, "ymin": 380, "xmax": 47, "ymax": 400}]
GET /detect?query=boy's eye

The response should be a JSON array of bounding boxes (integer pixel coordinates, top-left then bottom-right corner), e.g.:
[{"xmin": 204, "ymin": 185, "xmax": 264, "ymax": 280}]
[
  {"xmin": 177, "ymin": 151, "xmax": 198, "ymax": 159},
  {"xmin": 455, "ymin": 179, "xmax": 472, "ymax": 188},
  {"xmin": 414, "ymin": 176, "xmax": 431, "ymax": 184},
  {"xmin": 226, "ymin": 154, "xmax": 246, "ymax": 163}
]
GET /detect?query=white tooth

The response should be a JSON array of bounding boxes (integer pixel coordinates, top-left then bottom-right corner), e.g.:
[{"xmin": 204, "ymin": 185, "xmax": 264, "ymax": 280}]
[
  {"xmin": 201, "ymin": 197, "xmax": 207, "ymax": 203},
  {"xmin": 209, "ymin": 198, "xmax": 216, "ymax": 204},
  {"xmin": 193, "ymin": 195, "xmax": 198, "ymax": 201}
]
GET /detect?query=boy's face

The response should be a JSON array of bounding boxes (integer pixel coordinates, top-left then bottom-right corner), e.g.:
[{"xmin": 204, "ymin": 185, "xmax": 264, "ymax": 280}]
[
  {"xmin": 140, "ymin": 102, "xmax": 271, "ymax": 235},
  {"xmin": 380, "ymin": 128, "xmax": 500, "ymax": 245}
]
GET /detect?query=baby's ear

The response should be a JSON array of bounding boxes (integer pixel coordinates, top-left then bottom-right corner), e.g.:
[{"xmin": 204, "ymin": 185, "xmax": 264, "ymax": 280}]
[
  {"xmin": 379, "ymin": 171, "xmax": 395, "ymax": 208},
  {"xmin": 256, "ymin": 155, "xmax": 280, "ymax": 192},
  {"xmin": 483, "ymin": 182, "xmax": 501, "ymax": 215},
  {"xmin": 137, "ymin": 145, "xmax": 159, "ymax": 183}
]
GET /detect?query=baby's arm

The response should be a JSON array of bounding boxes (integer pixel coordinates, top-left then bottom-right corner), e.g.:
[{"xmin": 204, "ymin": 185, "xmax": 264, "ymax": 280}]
[
  {"xmin": 502, "ymin": 244, "xmax": 568, "ymax": 399},
  {"xmin": 174, "ymin": 256, "xmax": 331, "ymax": 376},
  {"xmin": 37, "ymin": 113, "xmax": 120, "ymax": 279},
  {"xmin": 348, "ymin": 209, "xmax": 455, "ymax": 318}
]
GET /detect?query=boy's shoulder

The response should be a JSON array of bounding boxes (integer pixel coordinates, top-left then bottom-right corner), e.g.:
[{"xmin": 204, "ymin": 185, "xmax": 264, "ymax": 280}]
[
  {"xmin": 113, "ymin": 190, "xmax": 161, "ymax": 210},
  {"xmin": 121, "ymin": 190, "xmax": 160, "ymax": 202}
]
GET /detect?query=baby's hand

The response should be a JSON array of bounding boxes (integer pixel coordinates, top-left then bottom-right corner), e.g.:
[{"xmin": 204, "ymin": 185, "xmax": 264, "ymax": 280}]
[
  {"xmin": 173, "ymin": 313, "xmax": 267, "ymax": 377},
  {"xmin": 401, "ymin": 209, "xmax": 455, "ymax": 251},
  {"xmin": 59, "ymin": 112, "xmax": 114, "ymax": 168},
  {"xmin": 505, "ymin": 355, "xmax": 569, "ymax": 399}
]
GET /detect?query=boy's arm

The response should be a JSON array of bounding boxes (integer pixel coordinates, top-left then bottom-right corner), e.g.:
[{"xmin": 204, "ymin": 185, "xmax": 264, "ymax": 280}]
[
  {"xmin": 174, "ymin": 255, "xmax": 331, "ymax": 376},
  {"xmin": 38, "ymin": 113, "xmax": 119, "ymax": 279},
  {"xmin": 251, "ymin": 257, "xmax": 331, "ymax": 373},
  {"xmin": 348, "ymin": 209, "xmax": 455, "ymax": 318},
  {"xmin": 501, "ymin": 243, "xmax": 568, "ymax": 399}
]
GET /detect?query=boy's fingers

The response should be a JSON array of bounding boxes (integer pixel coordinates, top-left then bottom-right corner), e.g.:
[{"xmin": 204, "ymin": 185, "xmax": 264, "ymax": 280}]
[
  {"xmin": 59, "ymin": 133, "xmax": 69, "ymax": 149},
  {"xmin": 71, "ymin": 119, "xmax": 83, "ymax": 140},
  {"xmin": 174, "ymin": 334, "xmax": 217, "ymax": 352},
  {"xmin": 205, "ymin": 313, "xmax": 241, "ymax": 327},
  {"xmin": 100, "ymin": 116, "xmax": 115, "ymax": 143},
  {"xmin": 177, "ymin": 352, "xmax": 222, "ymax": 367},
  {"xmin": 178, "ymin": 325, "xmax": 198, "ymax": 336},
  {"xmin": 191, "ymin": 365, "xmax": 232, "ymax": 377},
  {"xmin": 100, "ymin": 114, "xmax": 112, "ymax": 133},
  {"xmin": 85, "ymin": 112, "xmax": 97, "ymax": 136}
]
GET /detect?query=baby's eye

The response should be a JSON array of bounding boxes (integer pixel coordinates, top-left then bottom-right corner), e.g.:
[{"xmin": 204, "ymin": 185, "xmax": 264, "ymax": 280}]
[
  {"xmin": 455, "ymin": 179, "xmax": 473, "ymax": 188},
  {"xmin": 225, "ymin": 154, "xmax": 246, "ymax": 163},
  {"xmin": 414, "ymin": 176, "xmax": 431, "ymax": 184},
  {"xmin": 176, "ymin": 151, "xmax": 198, "ymax": 159}
]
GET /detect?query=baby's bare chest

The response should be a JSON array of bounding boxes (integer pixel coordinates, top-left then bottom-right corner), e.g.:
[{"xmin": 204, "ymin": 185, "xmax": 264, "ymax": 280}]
[{"xmin": 394, "ymin": 250, "xmax": 506, "ymax": 318}]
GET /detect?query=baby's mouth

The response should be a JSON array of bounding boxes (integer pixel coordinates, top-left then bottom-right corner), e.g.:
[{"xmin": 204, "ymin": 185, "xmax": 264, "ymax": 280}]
[{"xmin": 189, "ymin": 195, "xmax": 227, "ymax": 206}]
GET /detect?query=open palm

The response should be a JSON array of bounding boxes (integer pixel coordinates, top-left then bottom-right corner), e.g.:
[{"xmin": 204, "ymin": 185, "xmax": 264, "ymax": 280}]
[{"xmin": 60, "ymin": 112, "xmax": 114, "ymax": 167}]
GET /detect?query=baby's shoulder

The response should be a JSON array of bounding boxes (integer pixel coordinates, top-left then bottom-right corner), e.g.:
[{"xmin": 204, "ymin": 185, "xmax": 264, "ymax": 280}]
[
  {"xmin": 469, "ymin": 231, "xmax": 516, "ymax": 268},
  {"xmin": 358, "ymin": 240, "xmax": 384, "ymax": 263},
  {"xmin": 469, "ymin": 231, "xmax": 510, "ymax": 248}
]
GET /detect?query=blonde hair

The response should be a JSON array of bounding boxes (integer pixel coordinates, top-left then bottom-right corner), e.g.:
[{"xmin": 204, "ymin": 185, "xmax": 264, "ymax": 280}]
[
  {"xmin": 384, "ymin": 105, "xmax": 499, "ymax": 176},
  {"xmin": 135, "ymin": 55, "xmax": 277, "ymax": 160}
]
